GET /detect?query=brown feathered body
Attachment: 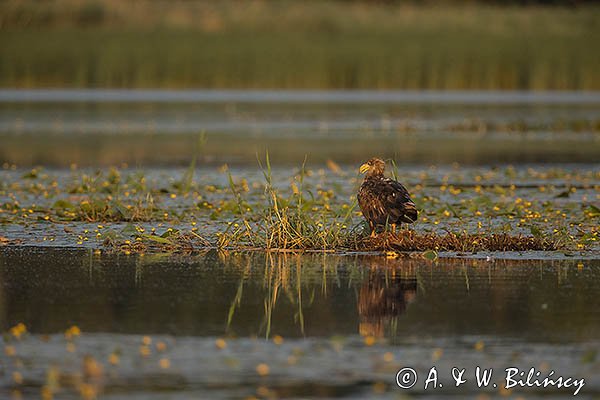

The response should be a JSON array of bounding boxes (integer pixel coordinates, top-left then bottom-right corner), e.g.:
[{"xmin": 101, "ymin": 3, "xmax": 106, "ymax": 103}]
[{"xmin": 358, "ymin": 158, "xmax": 418, "ymax": 231}]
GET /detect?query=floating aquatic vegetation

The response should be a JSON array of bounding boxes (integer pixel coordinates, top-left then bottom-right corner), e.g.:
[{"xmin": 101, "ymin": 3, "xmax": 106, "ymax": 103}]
[{"xmin": 0, "ymin": 162, "xmax": 598, "ymax": 255}]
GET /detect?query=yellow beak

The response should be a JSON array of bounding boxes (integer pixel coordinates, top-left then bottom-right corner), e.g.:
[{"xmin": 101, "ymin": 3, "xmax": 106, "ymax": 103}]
[{"xmin": 359, "ymin": 163, "xmax": 370, "ymax": 174}]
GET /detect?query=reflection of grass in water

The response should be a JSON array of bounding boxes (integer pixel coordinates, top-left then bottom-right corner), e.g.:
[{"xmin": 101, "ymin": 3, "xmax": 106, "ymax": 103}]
[
  {"xmin": 222, "ymin": 252, "xmax": 423, "ymax": 339},
  {"xmin": 1, "ymin": 2, "xmax": 599, "ymax": 89},
  {"xmin": 226, "ymin": 252, "xmax": 330, "ymax": 338},
  {"xmin": 4, "ymin": 249, "xmax": 596, "ymax": 341},
  {"xmin": 222, "ymin": 252, "xmax": 408, "ymax": 338}
]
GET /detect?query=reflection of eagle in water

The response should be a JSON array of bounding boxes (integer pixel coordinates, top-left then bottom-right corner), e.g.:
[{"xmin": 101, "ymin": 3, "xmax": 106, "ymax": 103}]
[
  {"xmin": 358, "ymin": 272, "xmax": 417, "ymax": 338},
  {"xmin": 358, "ymin": 158, "xmax": 418, "ymax": 237}
]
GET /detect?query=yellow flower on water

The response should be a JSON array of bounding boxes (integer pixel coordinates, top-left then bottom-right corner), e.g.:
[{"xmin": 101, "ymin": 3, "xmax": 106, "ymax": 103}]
[
  {"xmin": 10, "ymin": 323, "xmax": 27, "ymax": 339},
  {"xmin": 78, "ymin": 383, "xmax": 97, "ymax": 400},
  {"xmin": 139, "ymin": 345, "xmax": 151, "ymax": 357},
  {"xmin": 64, "ymin": 325, "xmax": 81, "ymax": 339},
  {"xmin": 13, "ymin": 371, "xmax": 23, "ymax": 385},
  {"xmin": 108, "ymin": 353, "xmax": 120, "ymax": 366},
  {"xmin": 156, "ymin": 341, "xmax": 167, "ymax": 352},
  {"xmin": 256, "ymin": 363, "xmax": 270, "ymax": 376},
  {"xmin": 5, "ymin": 345, "xmax": 16, "ymax": 357},
  {"xmin": 159, "ymin": 358, "xmax": 171, "ymax": 369},
  {"xmin": 273, "ymin": 335, "xmax": 284, "ymax": 345}
]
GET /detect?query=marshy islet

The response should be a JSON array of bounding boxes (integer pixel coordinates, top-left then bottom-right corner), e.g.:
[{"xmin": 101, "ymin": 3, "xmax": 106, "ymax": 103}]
[{"xmin": 1, "ymin": 161, "xmax": 598, "ymax": 257}]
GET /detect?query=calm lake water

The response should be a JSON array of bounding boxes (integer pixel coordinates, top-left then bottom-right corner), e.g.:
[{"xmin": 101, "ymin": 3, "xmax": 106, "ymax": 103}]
[
  {"xmin": 1, "ymin": 248, "xmax": 599, "ymax": 399},
  {"xmin": 1, "ymin": 89, "xmax": 599, "ymax": 166}
]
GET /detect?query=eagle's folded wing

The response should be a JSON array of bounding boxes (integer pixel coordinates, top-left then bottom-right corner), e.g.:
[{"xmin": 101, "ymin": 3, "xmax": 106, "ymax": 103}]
[{"xmin": 382, "ymin": 179, "xmax": 418, "ymax": 223}]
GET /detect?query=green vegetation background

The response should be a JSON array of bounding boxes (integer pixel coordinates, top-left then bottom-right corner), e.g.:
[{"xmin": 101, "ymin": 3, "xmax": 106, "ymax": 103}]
[{"xmin": 1, "ymin": 0, "xmax": 599, "ymax": 89}]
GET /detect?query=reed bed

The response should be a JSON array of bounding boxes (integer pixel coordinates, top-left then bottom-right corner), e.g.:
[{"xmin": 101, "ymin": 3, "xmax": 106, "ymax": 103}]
[{"xmin": 1, "ymin": 1, "xmax": 599, "ymax": 89}]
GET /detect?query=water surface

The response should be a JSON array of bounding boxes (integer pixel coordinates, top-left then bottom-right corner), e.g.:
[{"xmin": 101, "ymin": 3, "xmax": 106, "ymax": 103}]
[
  {"xmin": 1, "ymin": 89, "xmax": 599, "ymax": 399},
  {"xmin": 1, "ymin": 89, "xmax": 599, "ymax": 166},
  {"xmin": 1, "ymin": 248, "xmax": 599, "ymax": 399}
]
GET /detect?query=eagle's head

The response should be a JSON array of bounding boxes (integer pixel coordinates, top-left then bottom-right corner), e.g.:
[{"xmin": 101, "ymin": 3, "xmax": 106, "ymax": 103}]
[{"xmin": 359, "ymin": 158, "xmax": 386, "ymax": 177}]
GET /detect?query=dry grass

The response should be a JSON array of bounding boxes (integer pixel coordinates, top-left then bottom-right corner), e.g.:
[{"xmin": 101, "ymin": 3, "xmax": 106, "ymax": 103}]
[
  {"xmin": 101, "ymin": 228, "xmax": 562, "ymax": 254},
  {"xmin": 355, "ymin": 231, "xmax": 559, "ymax": 253}
]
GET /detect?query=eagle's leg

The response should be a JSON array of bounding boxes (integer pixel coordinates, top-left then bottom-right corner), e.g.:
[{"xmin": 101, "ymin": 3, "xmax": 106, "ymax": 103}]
[
  {"xmin": 391, "ymin": 223, "xmax": 397, "ymax": 234},
  {"xmin": 369, "ymin": 222, "xmax": 376, "ymax": 238}
]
